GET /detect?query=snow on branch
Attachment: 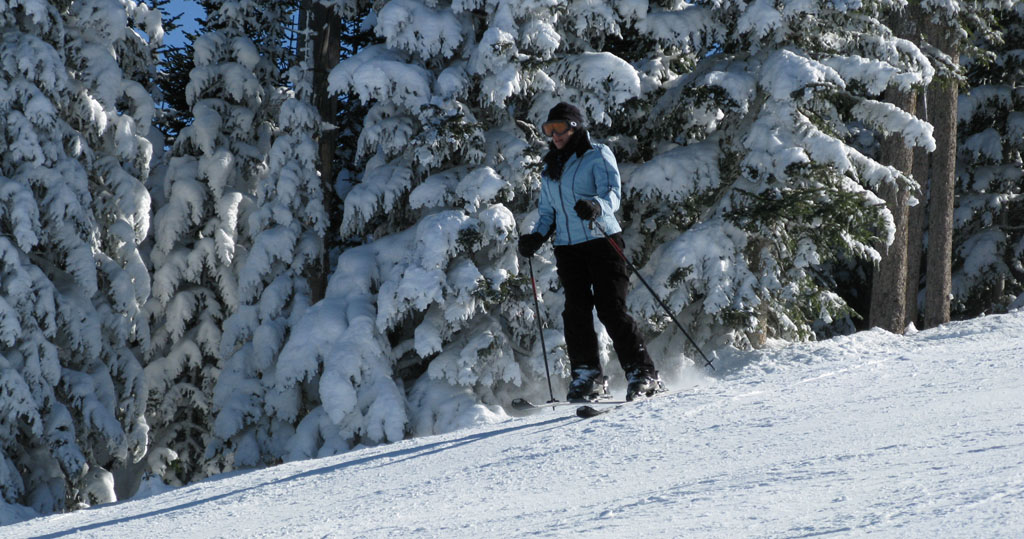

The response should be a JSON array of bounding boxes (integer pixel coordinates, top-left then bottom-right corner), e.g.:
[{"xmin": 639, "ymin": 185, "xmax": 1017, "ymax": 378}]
[
  {"xmin": 554, "ymin": 52, "xmax": 642, "ymax": 107},
  {"xmin": 377, "ymin": 0, "xmax": 464, "ymax": 59},
  {"xmin": 626, "ymin": 143, "xmax": 721, "ymax": 203},
  {"xmin": 850, "ymin": 100, "xmax": 935, "ymax": 151},
  {"xmin": 340, "ymin": 161, "xmax": 413, "ymax": 237},
  {"xmin": 329, "ymin": 45, "xmax": 433, "ymax": 111}
]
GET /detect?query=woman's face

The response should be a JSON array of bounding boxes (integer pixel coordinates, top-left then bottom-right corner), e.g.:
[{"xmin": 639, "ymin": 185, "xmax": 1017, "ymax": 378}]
[{"xmin": 552, "ymin": 128, "xmax": 574, "ymax": 150}]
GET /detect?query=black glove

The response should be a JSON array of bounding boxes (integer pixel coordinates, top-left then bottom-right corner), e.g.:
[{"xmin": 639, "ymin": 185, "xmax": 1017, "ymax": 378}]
[
  {"xmin": 574, "ymin": 199, "xmax": 601, "ymax": 221},
  {"xmin": 518, "ymin": 232, "xmax": 545, "ymax": 258}
]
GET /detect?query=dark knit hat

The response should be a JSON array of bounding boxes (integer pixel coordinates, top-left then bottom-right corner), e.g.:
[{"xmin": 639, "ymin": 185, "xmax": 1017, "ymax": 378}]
[{"xmin": 546, "ymin": 102, "xmax": 585, "ymax": 126}]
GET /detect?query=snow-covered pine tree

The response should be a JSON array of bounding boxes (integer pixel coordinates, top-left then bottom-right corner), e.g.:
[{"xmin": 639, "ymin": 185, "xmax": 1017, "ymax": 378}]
[
  {"xmin": 279, "ymin": 0, "xmax": 628, "ymax": 453},
  {"xmin": 619, "ymin": 0, "xmax": 936, "ymax": 359},
  {"xmin": 954, "ymin": 2, "xmax": 1024, "ymax": 316},
  {"xmin": 0, "ymin": 0, "xmax": 159, "ymax": 512},
  {"xmin": 144, "ymin": 0, "xmax": 306, "ymax": 480},
  {"xmin": 66, "ymin": 0, "xmax": 164, "ymax": 502},
  {"xmin": 215, "ymin": 5, "xmax": 328, "ymax": 469}
]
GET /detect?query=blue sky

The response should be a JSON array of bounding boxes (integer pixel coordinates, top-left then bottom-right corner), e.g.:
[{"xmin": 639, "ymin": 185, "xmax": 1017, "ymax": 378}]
[{"xmin": 162, "ymin": 0, "xmax": 204, "ymax": 48}]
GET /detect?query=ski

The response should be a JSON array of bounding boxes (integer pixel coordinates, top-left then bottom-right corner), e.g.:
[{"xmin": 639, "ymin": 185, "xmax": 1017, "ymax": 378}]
[
  {"xmin": 514, "ymin": 381, "xmax": 678, "ymax": 415},
  {"xmin": 576, "ymin": 387, "xmax": 672, "ymax": 419},
  {"xmin": 510, "ymin": 397, "xmax": 625, "ymax": 411},
  {"xmin": 576, "ymin": 404, "xmax": 612, "ymax": 418}
]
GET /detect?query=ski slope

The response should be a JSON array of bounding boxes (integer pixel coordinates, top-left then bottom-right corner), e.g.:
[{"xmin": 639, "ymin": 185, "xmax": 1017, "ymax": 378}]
[{"xmin": 5, "ymin": 312, "xmax": 1023, "ymax": 537}]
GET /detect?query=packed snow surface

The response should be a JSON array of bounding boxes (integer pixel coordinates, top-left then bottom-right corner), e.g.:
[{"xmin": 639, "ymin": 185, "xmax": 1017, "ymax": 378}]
[{"xmin": 5, "ymin": 312, "xmax": 1023, "ymax": 537}]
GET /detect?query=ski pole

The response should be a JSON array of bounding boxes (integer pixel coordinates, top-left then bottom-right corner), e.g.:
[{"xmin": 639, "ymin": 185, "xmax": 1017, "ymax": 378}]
[
  {"xmin": 591, "ymin": 221, "xmax": 715, "ymax": 370},
  {"xmin": 528, "ymin": 256, "xmax": 558, "ymax": 402}
]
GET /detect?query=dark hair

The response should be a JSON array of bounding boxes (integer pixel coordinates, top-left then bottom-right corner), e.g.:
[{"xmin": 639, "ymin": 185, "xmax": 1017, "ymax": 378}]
[{"xmin": 543, "ymin": 128, "xmax": 593, "ymax": 179}]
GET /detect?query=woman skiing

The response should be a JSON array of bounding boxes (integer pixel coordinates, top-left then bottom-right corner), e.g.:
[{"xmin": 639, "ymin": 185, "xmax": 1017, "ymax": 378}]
[{"xmin": 518, "ymin": 102, "xmax": 663, "ymax": 402}]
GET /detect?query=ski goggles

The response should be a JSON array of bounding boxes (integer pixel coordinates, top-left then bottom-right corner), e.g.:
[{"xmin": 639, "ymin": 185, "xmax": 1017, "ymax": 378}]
[{"xmin": 541, "ymin": 120, "xmax": 578, "ymax": 137}]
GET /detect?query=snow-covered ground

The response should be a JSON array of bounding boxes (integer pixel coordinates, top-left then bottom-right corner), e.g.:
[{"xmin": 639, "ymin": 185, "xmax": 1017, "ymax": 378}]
[{"xmin": 5, "ymin": 312, "xmax": 1023, "ymax": 537}]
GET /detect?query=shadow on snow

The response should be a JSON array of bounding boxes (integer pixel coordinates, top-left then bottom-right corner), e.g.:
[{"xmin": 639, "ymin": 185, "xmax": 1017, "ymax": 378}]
[{"xmin": 34, "ymin": 415, "xmax": 576, "ymax": 538}]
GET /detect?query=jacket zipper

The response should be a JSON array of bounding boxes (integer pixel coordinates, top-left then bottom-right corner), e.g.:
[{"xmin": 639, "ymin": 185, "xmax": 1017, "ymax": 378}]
[
  {"xmin": 569, "ymin": 158, "xmax": 591, "ymax": 242},
  {"xmin": 557, "ymin": 156, "xmax": 573, "ymax": 244}
]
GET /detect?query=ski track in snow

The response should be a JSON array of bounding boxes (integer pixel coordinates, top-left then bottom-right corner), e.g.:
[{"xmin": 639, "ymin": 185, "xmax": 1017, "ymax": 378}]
[{"xmin": 5, "ymin": 313, "xmax": 1024, "ymax": 538}]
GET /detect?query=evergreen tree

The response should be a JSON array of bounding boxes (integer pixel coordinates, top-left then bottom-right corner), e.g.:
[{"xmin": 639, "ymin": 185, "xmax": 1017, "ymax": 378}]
[
  {"xmin": 152, "ymin": 13, "xmax": 195, "ymax": 145},
  {"xmin": 954, "ymin": 2, "xmax": 1024, "ymax": 316},
  {"xmin": 144, "ymin": 0, "xmax": 267, "ymax": 480},
  {"xmin": 279, "ymin": 0, "xmax": 587, "ymax": 453},
  {"xmin": 68, "ymin": 0, "xmax": 165, "ymax": 501},
  {"xmin": 0, "ymin": 0, "xmax": 159, "ymax": 511},
  {"xmin": 621, "ymin": 0, "xmax": 935, "ymax": 358},
  {"xmin": 144, "ymin": 0, "xmax": 326, "ymax": 479},
  {"xmin": 215, "ymin": 5, "xmax": 328, "ymax": 470}
]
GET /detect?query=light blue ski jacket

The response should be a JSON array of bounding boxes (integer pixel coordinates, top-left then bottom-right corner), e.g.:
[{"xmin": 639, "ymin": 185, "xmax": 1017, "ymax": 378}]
[{"xmin": 531, "ymin": 143, "xmax": 623, "ymax": 246}]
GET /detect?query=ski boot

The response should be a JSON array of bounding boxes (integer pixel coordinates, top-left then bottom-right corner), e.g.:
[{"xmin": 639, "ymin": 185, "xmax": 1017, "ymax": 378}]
[
  {"xmin": 566, "ymin": 368, "xmax": 609, "ymax": 402},
  {"xmin": 626, "ymin": 369, "xmax": 665, "ymax": 401}
]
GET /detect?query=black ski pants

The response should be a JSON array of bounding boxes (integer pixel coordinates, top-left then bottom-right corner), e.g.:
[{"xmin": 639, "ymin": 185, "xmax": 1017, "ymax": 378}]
[{"xmin": 553, "ymin": 234, "xmax": 655, "ymax": 376}]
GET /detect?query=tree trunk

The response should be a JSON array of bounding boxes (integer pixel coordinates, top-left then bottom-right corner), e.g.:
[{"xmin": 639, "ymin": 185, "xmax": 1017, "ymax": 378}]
[
  {"xmin": 309, "ymin": 3, "xmax": 342, "ymax": 302},
  {"xmin": 869, "ymin": 98, "xmax": 914, "ymax": 333},
  {"xmin": 922, "ymin": 16, "xmax": 959, "ymax": 329},
  {"xmin": 870, "ymin": 11, "xmax": 918, "ymax": 334},
  {"xmin": 905, "ymin": 90, "xmax": 930, "ymax": 329}
]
